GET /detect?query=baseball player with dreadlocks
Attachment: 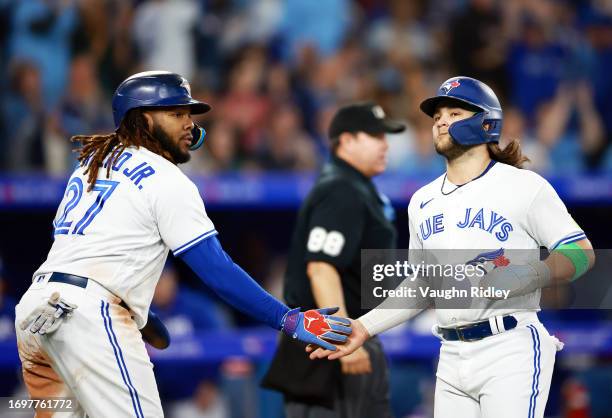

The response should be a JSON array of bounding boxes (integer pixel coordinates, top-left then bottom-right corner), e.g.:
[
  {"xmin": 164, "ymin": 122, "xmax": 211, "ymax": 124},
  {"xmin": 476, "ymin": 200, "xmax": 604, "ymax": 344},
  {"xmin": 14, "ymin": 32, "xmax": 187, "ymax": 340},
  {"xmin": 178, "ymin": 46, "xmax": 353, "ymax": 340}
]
[
  {"xmin": 310, "ymin": 77, "xmax": 595, "ymax": 418},
  {"xmin": 14, "ymin": 71, "xmax": 351, "ymax": 418}
]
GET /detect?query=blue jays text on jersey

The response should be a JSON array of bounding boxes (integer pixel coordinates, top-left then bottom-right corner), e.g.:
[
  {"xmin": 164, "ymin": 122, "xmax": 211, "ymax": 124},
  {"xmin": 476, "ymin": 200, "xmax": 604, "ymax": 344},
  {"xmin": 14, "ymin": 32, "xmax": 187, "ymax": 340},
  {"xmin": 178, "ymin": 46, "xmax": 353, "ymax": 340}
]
[{"xmin": 419, "ymin": 207, "xmax": 514, "ymax": 242}]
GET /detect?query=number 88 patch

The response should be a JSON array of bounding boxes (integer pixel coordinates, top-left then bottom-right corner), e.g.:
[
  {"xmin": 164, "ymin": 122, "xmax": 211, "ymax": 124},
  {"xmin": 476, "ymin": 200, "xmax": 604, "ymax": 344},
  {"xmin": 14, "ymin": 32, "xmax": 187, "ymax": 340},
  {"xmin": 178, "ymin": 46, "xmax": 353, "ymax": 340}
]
[{"xmin": 306, "ymin": 227, "xmax": 345, "ymax": 257}]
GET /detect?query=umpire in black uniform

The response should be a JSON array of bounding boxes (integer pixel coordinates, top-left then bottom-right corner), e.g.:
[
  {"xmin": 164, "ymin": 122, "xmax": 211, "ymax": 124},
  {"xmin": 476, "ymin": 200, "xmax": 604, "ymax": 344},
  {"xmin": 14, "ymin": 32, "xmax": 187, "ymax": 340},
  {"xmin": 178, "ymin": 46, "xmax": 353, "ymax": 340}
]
[{"xmin": 262, "ymin": 103, "xmax": 405, "ymax": 418}]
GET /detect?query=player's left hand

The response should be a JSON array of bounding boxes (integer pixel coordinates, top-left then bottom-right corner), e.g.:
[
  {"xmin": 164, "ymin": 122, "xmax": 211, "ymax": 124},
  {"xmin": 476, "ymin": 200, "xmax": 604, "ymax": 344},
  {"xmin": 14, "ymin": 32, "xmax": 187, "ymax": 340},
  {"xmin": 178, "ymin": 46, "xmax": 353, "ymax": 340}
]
[
  {"xmin": 281, "ymin": 307, "xmax": 352, "ymax": 351},
  {"xmin": 479, "ymin": 261, "xmax": 551, "ymax": 299},
  {"xmin": 19, "ymin": 292, "xmax": 78, "ymax": 335}
]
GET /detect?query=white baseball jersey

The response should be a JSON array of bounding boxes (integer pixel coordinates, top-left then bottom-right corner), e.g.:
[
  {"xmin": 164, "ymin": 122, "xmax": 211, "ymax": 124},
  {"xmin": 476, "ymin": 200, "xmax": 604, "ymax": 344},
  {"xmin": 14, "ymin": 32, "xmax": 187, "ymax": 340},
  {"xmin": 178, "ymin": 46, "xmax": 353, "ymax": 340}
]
[
  {"xmin": 407, "ymin": 161, "xmax": 585, "ymax": 327},
  {"xmin": 34, "ymin": 145, "xmax": 216, "ymax": 328}
]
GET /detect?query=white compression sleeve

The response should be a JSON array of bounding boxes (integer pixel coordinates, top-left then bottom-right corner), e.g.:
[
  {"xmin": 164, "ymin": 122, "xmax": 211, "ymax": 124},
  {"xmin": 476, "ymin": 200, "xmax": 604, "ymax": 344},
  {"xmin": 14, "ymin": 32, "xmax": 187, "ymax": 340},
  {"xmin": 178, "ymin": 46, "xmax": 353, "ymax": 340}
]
[
  {"xmin": 358, "ymin": 275, "xmax": 429, "ymax": 336},
  {"xmin": 359, "ymin": 307, "xmax": 423, "ymax": 336}
]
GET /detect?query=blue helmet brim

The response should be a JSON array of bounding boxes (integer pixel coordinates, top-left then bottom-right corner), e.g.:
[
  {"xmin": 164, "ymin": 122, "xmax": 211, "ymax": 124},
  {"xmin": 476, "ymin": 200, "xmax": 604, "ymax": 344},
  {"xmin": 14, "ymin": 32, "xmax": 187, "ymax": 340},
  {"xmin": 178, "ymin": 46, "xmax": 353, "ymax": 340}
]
[
  {"xmin": 142, "ymin": 97, "xmax": 212, "ymax": 114},
  {"xmin": 420, "ymin": 96, "xmax": 483, "ymax": 118}
]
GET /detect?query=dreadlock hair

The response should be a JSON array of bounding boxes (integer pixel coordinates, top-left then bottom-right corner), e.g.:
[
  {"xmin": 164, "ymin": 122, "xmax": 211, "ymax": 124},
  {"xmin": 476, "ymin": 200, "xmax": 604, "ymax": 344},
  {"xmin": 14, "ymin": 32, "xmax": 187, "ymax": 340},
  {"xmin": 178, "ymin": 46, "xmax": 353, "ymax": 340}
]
[
  {"xmin": 487, "ymin": 139, "xmax": 530, "ymax": 168},
  {"xmin": 71, "ymin": 109, "xmax": 173, "ymax": 191}
]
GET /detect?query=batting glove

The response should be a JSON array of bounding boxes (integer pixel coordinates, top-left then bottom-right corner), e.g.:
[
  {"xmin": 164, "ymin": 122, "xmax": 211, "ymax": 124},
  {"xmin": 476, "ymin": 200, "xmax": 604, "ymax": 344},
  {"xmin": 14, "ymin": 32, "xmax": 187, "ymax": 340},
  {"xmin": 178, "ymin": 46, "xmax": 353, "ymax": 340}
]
[
  {"xmin": 281, "ymin": 307, "xmax": 352, "ymax": 351},
  {"xmin": 19, "ymin": 292, "xmax": 78, "ymax": 335},
  {"xmin": 479, "ymin": 261, "xmax": 551, "ymax": 299}
]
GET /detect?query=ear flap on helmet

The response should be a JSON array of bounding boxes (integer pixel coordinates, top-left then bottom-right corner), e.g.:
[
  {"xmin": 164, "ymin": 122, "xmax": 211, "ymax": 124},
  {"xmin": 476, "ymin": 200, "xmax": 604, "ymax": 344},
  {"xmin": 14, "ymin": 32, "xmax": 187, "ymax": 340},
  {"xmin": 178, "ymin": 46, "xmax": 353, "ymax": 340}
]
[
  {"xmin": 448, "ymin": 113, "xmax": 486, "ymax": 146},
  {"xmin": 190, "ymin": 124, "xmax": 207, "ymax": 150},
  {"xmin": 449, "ymin": 112, "xmax": 502, "ymax": 146}
]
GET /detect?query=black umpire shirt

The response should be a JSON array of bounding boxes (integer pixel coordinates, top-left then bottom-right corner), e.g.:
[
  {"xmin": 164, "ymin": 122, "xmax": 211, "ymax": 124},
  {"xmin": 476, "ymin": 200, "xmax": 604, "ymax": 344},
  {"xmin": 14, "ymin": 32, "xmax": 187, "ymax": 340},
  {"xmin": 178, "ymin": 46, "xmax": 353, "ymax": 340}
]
[{"xmin": 284, "ymin": 154, "xmax": 397, "ymax": 319}]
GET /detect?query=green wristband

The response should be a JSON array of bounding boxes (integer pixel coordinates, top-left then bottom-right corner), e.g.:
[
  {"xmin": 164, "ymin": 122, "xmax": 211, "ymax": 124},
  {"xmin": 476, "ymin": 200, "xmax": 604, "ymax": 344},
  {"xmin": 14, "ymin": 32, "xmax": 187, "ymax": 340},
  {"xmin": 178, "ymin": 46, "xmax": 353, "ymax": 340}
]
[{"xmin": 553, "ymin": 242, "xmax": 589, "ymax": 281}]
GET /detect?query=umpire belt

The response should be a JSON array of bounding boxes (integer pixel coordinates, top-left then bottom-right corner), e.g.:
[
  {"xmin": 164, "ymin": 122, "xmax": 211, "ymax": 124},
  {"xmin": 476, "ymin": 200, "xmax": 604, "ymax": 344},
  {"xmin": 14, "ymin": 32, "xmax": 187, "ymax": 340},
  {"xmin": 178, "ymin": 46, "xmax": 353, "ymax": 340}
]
[
  {"xmin": 438, "ymin": 315, "xmax": 518, "ymax": 342},
  {"xmin": 35, "ymin": 272, "xmax": 127, "ymax": 308}
]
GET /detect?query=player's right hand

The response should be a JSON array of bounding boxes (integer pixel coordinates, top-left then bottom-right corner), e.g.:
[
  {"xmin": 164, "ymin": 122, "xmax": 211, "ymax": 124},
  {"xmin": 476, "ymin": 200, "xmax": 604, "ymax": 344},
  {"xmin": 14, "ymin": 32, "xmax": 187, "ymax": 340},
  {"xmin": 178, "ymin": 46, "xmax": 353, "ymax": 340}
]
[
  {"xmin": 307, "ymin": 318, "xmax": 369, "ymax": 361},
  {"xmin": 281, "ymin": 307, "xmax": 352, "ymax": 351},
  {"xmin": 19, "ymin": 292, "xmax": 78, "ymax": 335}
]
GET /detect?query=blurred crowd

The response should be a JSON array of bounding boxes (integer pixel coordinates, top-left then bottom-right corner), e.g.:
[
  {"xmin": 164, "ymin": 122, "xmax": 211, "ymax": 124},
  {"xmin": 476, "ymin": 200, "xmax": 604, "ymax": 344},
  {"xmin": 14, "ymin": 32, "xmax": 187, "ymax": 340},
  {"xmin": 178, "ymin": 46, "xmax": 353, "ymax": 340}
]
[
  {"xmin": 1, "ymin": 1, "xmax": 612, "ymax": 416},
  {"xmin": 0, "ymin": 0, "xmax": 611, "ymax": 176}
]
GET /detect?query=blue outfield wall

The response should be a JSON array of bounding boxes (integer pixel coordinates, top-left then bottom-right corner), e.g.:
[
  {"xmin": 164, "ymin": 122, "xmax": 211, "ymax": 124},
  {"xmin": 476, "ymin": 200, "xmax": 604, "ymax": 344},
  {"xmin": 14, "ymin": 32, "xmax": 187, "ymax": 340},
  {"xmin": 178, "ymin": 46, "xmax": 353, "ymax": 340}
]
[{"xmin": 1, "ymin": 172, "xmax": 612, "ymax": 209}]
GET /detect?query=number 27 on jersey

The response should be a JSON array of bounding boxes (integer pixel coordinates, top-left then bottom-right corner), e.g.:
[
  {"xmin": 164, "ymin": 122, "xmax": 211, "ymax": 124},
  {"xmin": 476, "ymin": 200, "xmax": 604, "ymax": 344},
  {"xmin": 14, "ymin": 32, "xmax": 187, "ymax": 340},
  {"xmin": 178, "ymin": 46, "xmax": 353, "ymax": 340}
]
[{"xmin": 53, "ymin": 177, "xmax": 119, "ymax": 236}]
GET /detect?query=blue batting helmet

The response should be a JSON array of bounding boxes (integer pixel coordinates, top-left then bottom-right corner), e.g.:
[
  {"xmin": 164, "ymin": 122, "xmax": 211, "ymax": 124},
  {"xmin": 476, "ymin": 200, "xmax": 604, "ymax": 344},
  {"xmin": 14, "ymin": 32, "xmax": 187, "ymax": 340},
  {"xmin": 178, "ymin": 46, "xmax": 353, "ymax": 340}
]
[
  {"xmin": 112, "ymin": 71, "xmax": 211, "ymax": 150},
  {"xmin": 419, "ymin": 76, "xmax": 502, "ymax": 145}
]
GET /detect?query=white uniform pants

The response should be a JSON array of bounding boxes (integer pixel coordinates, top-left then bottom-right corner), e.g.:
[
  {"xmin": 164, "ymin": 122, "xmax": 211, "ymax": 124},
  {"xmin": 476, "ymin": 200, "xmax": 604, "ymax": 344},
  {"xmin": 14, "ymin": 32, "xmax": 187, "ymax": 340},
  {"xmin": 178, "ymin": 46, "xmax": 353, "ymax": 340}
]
[
  {"xmin": 14, "ymin": 275, "xmax": 163, "ymax": 418},
  {"xmin": 433, "ymin": 312, "xmax": 564, "ymax": 418}
]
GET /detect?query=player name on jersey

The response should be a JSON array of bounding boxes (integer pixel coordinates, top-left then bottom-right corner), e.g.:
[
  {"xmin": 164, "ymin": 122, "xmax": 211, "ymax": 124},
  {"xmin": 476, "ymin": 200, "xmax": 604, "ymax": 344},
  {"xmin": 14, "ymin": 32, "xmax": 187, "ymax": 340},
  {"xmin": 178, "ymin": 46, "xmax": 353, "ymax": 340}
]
[{"xmin": 82, "ymin": 151, "xmax": 157, "ymax": 191}]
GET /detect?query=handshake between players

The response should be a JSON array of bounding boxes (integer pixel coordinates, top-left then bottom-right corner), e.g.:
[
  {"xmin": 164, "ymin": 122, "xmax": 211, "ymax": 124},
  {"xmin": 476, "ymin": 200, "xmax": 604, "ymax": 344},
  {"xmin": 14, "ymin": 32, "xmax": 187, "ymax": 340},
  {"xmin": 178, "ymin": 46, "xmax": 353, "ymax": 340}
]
[{"xmin": 20, "ymin": 293, "xmax": 353, "ymax": 352}]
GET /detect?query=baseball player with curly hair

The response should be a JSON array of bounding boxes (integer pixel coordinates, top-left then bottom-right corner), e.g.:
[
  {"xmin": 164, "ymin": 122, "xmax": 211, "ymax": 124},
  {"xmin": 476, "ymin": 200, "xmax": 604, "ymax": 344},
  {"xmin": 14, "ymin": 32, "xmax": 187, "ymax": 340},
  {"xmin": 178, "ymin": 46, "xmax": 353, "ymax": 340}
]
[
  {"xmin": 310, "ymin": 76, "xmax": 595, "ymax": 418},
  {"xmin": 14, "ymin": 71, "xmax": 350, "ymax": 418}
]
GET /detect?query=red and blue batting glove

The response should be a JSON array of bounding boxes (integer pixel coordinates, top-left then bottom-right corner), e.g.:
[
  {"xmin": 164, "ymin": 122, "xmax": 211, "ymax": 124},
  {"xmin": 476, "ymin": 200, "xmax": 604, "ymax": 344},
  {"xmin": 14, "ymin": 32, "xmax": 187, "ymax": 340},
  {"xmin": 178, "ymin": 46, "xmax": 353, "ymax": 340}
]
[{"xmin": 281, "ymin": 307, "xmax": 352, "ymax": 351}]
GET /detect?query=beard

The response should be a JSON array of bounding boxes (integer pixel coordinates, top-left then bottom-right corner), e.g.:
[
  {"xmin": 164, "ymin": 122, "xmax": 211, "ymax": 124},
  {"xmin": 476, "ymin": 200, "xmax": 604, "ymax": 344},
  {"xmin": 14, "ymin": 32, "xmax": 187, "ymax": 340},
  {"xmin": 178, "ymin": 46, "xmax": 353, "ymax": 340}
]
[
  {"xmin": 434, "ymin": 134, "xmax": 473, "ymax": 161},
  {"xmin": 152, "ymin": 124, "xmax": 191, "ymax": 164}
]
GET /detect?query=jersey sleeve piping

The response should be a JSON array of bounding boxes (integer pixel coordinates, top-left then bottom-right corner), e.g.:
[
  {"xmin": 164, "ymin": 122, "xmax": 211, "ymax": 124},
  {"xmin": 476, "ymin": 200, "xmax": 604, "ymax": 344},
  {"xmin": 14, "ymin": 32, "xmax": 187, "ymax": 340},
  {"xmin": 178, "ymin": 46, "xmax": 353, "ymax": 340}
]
[
  {"xmin": 173, "ymin": 229, "xmax": 218, "ymax": 256},
  {"xmin": 550, "ymin": 231, "xmax": 587, "ymax": 250}
]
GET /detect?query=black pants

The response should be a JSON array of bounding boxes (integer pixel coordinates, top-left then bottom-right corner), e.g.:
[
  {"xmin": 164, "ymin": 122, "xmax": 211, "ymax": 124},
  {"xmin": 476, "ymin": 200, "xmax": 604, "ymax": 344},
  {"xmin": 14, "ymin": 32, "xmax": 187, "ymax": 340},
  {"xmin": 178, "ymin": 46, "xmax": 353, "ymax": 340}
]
[{"xmin": 283, "ymin": 338, "xmax": 393, "ymax": 418}]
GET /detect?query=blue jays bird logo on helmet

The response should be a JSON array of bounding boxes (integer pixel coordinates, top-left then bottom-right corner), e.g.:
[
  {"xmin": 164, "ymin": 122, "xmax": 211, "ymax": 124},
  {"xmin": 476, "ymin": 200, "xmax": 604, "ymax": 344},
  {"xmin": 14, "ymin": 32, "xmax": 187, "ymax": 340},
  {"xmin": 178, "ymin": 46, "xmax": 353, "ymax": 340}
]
[
  {"xmin": 440, "ymin": 80, "xmax": 461, "ymax": 95},
  {"xmin": 180, "ymin": 78, "xmax": 192, "ymax": 95}
]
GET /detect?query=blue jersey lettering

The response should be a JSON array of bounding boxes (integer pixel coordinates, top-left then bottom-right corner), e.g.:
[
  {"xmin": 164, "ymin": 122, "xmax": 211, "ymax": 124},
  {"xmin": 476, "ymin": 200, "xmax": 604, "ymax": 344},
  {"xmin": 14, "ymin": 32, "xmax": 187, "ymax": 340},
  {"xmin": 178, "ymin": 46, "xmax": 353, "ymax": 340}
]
[{"xmin": 456, "ymin": 208, "xmax": 513, "ymax": 242}]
